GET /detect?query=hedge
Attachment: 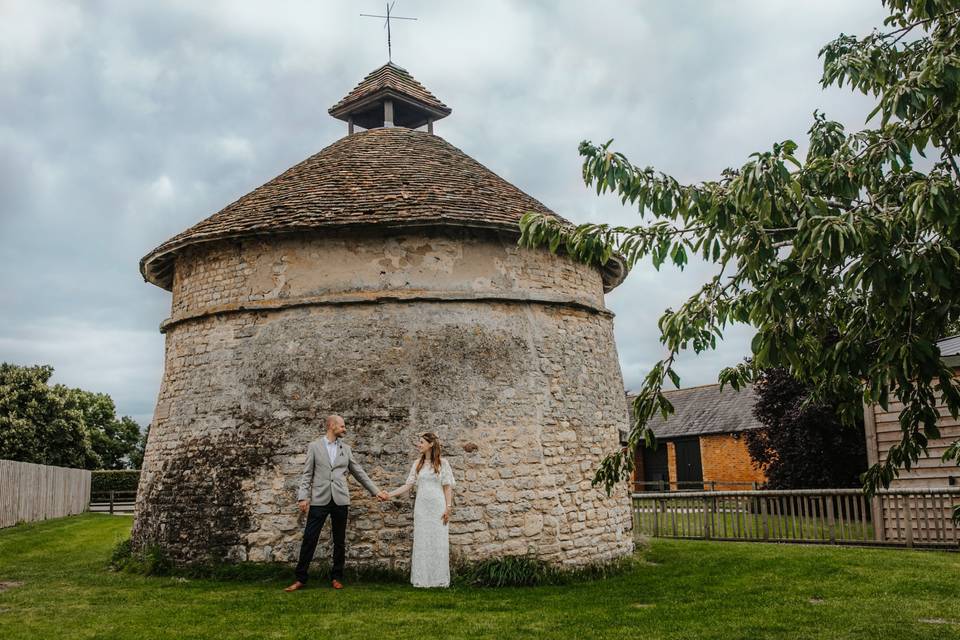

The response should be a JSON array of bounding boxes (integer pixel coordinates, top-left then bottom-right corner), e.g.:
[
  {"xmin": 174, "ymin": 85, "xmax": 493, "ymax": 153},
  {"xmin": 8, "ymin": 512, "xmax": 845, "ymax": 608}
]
[{"xmin": 91, "ymin": 470, "xmax": 141, "ymax": 493}]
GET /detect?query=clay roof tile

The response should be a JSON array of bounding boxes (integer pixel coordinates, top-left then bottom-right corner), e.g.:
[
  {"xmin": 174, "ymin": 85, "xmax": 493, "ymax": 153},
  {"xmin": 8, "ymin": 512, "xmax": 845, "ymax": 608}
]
[{"xmin": 141, "ymin": 128, "xmax": 613, "ymax": 290}]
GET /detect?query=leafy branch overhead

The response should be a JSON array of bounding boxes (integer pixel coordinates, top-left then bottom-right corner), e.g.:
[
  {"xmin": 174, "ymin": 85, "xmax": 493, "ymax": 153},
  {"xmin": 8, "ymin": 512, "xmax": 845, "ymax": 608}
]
[{"xmin": 519, "ymin": 0, "xmax": 960, "ymax": 515}]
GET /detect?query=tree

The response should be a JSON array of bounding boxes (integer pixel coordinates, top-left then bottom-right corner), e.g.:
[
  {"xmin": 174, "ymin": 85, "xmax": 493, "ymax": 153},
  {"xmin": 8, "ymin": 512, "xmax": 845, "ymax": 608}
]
[
  {"xmin": 69, "ymin": 389, "xmax": 142, "ymax": 469},
  {"xmin": 0, "ymin": 363, "xmax": 143, "ymax": 469},
  {"xmin": 745, "ymin": 368, "xmax": 867, "ymax": 489},
  {"xmin": 128, "ymin": 422, "xmax": 150, "ymax": 470},
  {"xmin": 0, "ymin": 363, "xmax": 99, "ymax": 468},
  {"xmin": 519, "ymin": 0, "xmax": 960, "ymax": 512}
]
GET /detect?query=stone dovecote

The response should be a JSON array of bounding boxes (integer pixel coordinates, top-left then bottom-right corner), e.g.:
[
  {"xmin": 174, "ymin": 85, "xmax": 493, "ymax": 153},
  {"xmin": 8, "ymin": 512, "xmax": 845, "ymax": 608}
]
[{"xmin": 132, "ymin": 63, "xmax": 634, "ymax": 568}]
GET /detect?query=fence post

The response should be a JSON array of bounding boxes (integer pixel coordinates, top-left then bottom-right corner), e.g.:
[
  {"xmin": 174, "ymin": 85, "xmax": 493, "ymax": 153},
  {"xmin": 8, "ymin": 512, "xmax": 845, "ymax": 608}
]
[
  {"xmin": 827, "ymin": 495, "xmax": 836, "ymax": 544},
  {"xmin": 109, "ymin": 490, "xmax": 115, "ymax": 515},
  {"xmin": 704, "ymin": 497, "xmax": 712, "ymax": 539},
  {"xmin": 871, "ymin": 495, "xmax": 885, "ymax": 543},
  {"xmin": 905, "ymin": 495, "xmax": 914, "ymax": 548},
  {"xmin": 760, "ymin": 496, "xmax": 769, "ymax": 540},
  {"xmin": 653, "ymin": 499, "xmax": 661, "ymax": 537}
]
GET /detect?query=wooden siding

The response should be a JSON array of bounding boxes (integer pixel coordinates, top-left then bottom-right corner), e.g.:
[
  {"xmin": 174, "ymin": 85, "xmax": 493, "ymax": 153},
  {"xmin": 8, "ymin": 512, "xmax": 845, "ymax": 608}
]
[
  {"xmin": 865, "ymin": 399, "xmax": 960, "ymax": 541},
  {"xmin": 0, "ymin": 459, "xmax": 91, "ymax": 528}
]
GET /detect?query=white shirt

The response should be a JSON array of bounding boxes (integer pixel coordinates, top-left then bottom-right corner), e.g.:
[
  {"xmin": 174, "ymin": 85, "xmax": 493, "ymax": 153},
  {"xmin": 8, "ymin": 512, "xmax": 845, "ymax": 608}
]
[{"xmin": 324, "ymin": 436, "xmax": 338, "ymax": 465}]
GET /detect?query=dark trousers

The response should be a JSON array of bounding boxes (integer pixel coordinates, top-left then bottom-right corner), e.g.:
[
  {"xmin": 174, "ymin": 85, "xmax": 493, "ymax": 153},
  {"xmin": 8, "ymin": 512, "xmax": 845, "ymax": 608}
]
[{"xmin": 294, "ymin": 500, "xmax": 349, "ymax": 583}]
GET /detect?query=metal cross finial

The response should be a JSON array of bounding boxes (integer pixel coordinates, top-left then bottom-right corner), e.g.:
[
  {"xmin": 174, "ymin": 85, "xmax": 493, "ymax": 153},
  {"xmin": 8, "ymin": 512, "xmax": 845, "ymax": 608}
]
[{"xmin": 361, "ymin": 2, "xmax": 417, "ymax": 62}]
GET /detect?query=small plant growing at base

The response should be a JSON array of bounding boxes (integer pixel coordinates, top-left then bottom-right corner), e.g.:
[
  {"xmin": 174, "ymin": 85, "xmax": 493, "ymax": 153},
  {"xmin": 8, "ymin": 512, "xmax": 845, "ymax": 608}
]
[
  {"xmin": 454, "ymin": 553, "xmax": 641, "ymax": 588},
  {"xmin": 109, "ymin": 539, "xmax": 173, "ymax": 576}
]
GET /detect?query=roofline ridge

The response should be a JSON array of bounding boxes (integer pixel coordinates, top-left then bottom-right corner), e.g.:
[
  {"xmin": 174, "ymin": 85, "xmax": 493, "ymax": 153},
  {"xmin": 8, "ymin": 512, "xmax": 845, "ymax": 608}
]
[{"xmin": 627, "ymin": 380, "xmax": 754, "ymax": 397}]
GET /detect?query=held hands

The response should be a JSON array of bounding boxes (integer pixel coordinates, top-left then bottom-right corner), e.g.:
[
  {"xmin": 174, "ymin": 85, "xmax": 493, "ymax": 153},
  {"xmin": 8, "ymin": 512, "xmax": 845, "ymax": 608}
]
[{"xmin": 376, "ymin": 491, "xmax": 391, "ymax": 502}]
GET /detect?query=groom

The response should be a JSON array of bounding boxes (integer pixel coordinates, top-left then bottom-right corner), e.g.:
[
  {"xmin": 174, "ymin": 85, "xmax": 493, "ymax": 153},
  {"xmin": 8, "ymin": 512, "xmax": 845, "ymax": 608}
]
[{"xmin": 284, "ymin": 414, "xmax": 388, "ymax": 591}]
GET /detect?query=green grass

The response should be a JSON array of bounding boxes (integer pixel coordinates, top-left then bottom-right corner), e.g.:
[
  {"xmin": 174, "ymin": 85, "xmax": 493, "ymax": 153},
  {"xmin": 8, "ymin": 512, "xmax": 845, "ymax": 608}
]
[{"xmin": 1, "ymin": 514, "xmax": 960, "ymax": 639}]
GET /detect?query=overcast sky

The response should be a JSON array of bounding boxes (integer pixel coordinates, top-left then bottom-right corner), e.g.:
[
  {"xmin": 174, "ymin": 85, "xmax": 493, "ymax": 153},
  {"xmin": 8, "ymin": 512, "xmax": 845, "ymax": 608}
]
[{"xmin": 0, "ymin": 0, "xmax": 888, "ymax": 427}]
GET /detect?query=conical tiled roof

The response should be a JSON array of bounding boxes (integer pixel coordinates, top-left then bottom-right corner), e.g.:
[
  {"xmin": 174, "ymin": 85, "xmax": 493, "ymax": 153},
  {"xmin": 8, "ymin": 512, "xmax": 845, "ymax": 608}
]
[
  {"xmin": 141, "ymin": 128, "xmax": 628, "ymax": 290},
  {"xmin": 329, "ymin": 62, "xmax": 450, "ymax": 122},
  {"xmin": 141, "ymin": 63, "xmax": 627, "ymax": 293}
]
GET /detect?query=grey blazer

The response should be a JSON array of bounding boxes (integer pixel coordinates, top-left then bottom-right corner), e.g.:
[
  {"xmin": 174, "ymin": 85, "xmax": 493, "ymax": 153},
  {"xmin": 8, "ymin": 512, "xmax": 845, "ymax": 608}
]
[{"xmin": 296, "ymin": 438, "xmax": 380, "ymax": 506}]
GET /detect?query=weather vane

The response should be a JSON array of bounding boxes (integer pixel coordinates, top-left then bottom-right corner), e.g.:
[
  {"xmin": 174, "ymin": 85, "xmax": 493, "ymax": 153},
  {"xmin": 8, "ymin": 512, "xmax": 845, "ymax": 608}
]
[{"xmin": 361, "ymin": 2, "xmax": 417, "ymax": 62}]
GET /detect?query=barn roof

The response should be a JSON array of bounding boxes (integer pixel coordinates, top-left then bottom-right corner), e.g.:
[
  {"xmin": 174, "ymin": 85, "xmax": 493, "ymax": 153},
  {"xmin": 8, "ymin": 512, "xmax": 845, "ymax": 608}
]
[{"xmin": 628, "ymin": 383, "xmax": 763, "ymax": 439}]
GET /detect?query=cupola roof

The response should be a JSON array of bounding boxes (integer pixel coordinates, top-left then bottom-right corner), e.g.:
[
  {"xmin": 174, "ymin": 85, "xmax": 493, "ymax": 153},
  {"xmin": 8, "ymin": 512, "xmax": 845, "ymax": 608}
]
[{"xmin": 329, "ymin": 62, "xmax": 450, "ymax": 130}]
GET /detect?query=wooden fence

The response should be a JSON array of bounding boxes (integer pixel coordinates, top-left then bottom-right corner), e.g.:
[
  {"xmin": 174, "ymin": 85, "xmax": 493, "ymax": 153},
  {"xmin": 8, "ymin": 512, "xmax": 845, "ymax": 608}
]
[
  {"xmin": 0, "ymin": 459, "xmax": 91, "ymax": 528},
  {"xmin": 89, "ymin": 490, "xmax": 137, "ymax": 514},
  {"xmin": 632, "ymin": 487, "xmax": 960, "ymax": 548}
]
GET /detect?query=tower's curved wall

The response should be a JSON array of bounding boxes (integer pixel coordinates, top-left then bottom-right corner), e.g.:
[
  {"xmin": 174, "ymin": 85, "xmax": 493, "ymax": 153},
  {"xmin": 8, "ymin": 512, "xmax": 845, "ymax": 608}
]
[{"xmin": 132, "ymin": 228, "xmax": 633, "ymax": 567}]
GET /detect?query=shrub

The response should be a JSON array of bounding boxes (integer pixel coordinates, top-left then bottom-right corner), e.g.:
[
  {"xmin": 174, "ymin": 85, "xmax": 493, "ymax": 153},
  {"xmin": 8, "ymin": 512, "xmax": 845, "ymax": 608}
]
[
  {"xmin": 109, "ymin": 539, "xmax": 172, "ymax": 576},
  {"xmin": 454, "ymin": 553, "xmax": 639, "ymax": 588},
  {"xmin": 92, "ymin": 470, "xmax": 141, "ymax": 493}
]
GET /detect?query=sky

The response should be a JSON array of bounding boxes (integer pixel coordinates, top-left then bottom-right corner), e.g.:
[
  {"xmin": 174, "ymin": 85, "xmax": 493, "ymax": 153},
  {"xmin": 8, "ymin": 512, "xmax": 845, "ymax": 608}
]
[{"xmin": 0, "ymin": 0, "xmax": 889, "ymax": 428}]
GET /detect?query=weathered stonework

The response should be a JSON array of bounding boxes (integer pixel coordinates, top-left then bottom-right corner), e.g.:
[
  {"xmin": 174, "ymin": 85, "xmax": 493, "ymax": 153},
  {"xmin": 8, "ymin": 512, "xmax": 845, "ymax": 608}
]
[{"xmin": 133, "ymin": 228, "xmax": 633, "ymax": 567}]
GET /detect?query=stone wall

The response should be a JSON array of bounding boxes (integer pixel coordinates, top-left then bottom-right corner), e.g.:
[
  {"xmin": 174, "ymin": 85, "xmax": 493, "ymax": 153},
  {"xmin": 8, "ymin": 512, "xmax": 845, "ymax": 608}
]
[
  {"xmin": 133, "ymin": 229, "xmax": 633, "ymax": 568},
  {"xmin": 168, "ymin": 228, "xmax": 605, "ymax": 325}
]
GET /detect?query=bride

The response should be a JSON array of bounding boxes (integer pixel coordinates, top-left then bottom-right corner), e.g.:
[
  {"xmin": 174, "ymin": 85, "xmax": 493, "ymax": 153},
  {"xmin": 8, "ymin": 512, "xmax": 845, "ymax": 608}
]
[{"xmin": 385, "ymin": 432, "xmax": 455, "ymax": 588}]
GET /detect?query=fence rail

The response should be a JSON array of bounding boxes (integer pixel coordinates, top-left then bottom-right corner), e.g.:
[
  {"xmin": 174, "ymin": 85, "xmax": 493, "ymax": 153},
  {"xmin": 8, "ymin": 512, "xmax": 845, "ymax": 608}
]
[
  {"xmin": 632, "ymin": 487, "xmax": 960, "ymax": 548},
  {"xmin": 88, "ymin": 490, "xmax": 137, "ymax": 515},
  {"xmin": 633, "ymin": 480, "xmax": 761, "ymax": 492},
  {"xmin": 0, "ymin": 459, "xmax": 91, "ymax": 528}
]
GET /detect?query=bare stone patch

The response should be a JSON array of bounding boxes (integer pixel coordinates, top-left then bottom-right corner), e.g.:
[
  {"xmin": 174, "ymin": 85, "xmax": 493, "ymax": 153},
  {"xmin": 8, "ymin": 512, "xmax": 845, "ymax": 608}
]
[
  {"xmin": 0, "ymin": 581, "xmax": 23, "ymax": 592},
  {"xmin": 919, "ymin": 618, "xmax": 959, "ymax": 625},
  {"xmin": 808, "ymin": 597, "xmax": 825, "ymax": 605},
  {"xmin": 630, "ymin": 603, "xmax": 655, "ymax": 609}
]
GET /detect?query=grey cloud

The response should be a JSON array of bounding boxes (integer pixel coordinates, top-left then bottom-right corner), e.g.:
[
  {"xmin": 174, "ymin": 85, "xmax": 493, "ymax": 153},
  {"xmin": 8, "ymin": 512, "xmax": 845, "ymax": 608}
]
[{"xmin": 0, "ymin": 0, "xmax": 887, "ymax": 419}]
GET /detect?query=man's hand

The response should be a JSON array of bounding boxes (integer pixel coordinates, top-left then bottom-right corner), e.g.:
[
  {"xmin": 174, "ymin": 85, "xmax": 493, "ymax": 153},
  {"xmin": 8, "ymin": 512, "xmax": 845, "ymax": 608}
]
[
  {"xmin": 376, "ymin": 491, "xmax": 390, "ymax": 502},
  {"xmin": 298, "ymin": 500, "xmax": 309, "ymax": 514}
]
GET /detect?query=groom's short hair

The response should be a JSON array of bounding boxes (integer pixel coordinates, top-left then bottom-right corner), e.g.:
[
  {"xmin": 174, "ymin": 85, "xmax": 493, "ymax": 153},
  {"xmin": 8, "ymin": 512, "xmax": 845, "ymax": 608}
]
[{"xmin": 325, "ymin": 414, "xmax": 344, "ymax": 428}]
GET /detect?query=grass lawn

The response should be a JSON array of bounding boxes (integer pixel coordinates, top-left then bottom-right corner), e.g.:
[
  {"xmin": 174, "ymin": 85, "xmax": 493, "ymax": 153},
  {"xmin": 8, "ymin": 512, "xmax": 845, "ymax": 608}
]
[{"xmin": 1, "ymin": 514, "xmax": 959, "ymax": 639}]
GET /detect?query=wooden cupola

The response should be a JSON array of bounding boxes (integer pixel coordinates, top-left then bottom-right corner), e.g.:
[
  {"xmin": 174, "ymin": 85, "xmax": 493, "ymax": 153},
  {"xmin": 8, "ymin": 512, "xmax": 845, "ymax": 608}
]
[{"xmin": 328, "ymin": 62, "xmax": 451, "ymax": 134}]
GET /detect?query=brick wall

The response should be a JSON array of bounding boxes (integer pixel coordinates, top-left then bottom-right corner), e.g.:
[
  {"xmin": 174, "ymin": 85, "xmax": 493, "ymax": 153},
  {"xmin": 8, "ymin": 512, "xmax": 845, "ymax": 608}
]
[{"xmin": 698, "ymin": 433, "xmax": 764, "ymax": 489}]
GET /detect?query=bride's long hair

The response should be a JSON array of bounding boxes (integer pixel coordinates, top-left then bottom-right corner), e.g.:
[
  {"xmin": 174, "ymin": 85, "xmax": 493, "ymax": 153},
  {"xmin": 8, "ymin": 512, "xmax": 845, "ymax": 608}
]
[{"xmin": 415, "ymin": 432, "xmax": 442, "ymax": 475}]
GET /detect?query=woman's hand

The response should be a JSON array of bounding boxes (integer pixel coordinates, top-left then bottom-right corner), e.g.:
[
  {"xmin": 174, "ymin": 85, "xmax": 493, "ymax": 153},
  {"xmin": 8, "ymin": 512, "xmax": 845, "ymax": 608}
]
[{"xmin": 441, "ymin": 507, "xmax": 451, "ymax": 525}]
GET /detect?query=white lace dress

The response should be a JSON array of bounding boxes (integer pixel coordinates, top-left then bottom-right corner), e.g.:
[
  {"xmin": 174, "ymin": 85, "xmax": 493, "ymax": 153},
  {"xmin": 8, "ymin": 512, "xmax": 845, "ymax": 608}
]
[{"xmin": 407, "ymin": 458, "xmax": 455, "ymax": 588}]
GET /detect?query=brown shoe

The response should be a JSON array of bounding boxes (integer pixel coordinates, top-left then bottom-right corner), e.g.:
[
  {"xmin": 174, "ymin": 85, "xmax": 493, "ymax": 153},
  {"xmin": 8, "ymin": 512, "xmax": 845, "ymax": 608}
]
[
  {"xmin": 283, "ymin": 581, "xmax": 305, "ymax": 592},
  {"xmin": 331, "ymin": 579, "xmax": 344, "ymax": 590}
]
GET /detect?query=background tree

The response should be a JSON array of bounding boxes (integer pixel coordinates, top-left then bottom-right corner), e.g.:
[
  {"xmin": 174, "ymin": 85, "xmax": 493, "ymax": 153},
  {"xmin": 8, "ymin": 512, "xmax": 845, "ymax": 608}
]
[
  {"xmin": 69, "ymin": 390, "xmax": 142, "ymax": 469},
  {"xmin": 0, "ymin": 363, "xmax": 142, "ymax": 469},
  {"xmin": 128, "ymin": 423, "xmax": 150, "ymax": 470},
  {"xmin": 520, "ymin": 0, "xmax": 960, "ymax": 510},
  {"xmin": 0, "ymin": 363, "xmax": 99, "ymax": 468},
  {"xmin": 745, "ymin": 368, "xmax": 867, "ymax": 489}
]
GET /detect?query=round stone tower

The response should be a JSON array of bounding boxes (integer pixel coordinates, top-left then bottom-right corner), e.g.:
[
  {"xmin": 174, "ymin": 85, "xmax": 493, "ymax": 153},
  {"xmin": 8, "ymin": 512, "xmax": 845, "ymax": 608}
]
[{"xmin": 133, "ymin": 62, "xmax": 633, "ymax": 568}]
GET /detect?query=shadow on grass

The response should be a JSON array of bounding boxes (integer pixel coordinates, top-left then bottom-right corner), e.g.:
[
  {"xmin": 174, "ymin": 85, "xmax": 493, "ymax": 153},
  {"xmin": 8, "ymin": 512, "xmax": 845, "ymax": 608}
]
[{"xmin": 109, "ymin": 537, "xmax": 647, "ymax": 587}]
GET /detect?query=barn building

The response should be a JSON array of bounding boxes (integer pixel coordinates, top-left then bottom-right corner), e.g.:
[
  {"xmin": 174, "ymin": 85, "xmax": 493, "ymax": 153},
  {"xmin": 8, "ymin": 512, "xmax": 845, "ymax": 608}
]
[
  {"xmin": 628, "ymin": 383, "xmax": 766, "ymax": 491},
  {"xmin": 864, "ymin": 335, "xmax": 960, "ymax": 541}
]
